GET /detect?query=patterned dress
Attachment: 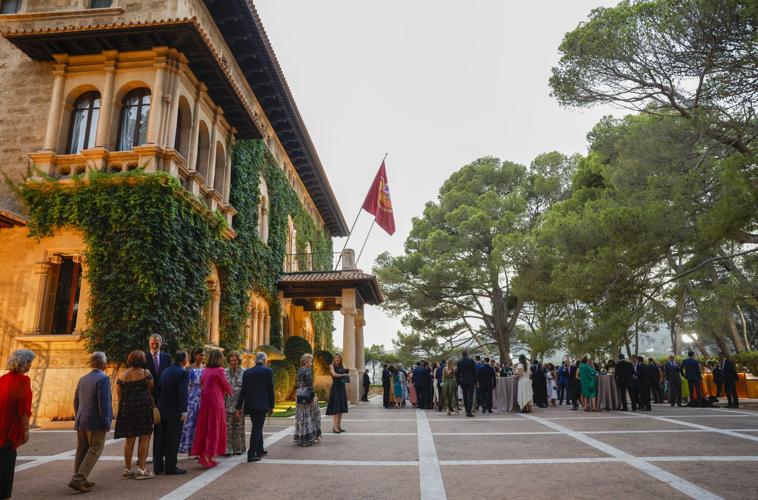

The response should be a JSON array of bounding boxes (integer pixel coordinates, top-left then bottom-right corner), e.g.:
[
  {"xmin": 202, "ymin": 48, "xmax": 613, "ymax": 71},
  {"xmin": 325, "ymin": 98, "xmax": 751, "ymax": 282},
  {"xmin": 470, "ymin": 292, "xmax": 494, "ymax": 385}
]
[
  {"xmin": 114, "ymin": 376, "xmax": 153, "ymax": 438},
  {"xmin": 224, "ymin": 367, "xmax": 246, "ymax": 455},
  {"xmin": 294, "ymin": 367, "xmax": 321, "ymax": 446},
  {"xmin": 178, "ymin": 366, "xmax": 202, "ymax": 454}
]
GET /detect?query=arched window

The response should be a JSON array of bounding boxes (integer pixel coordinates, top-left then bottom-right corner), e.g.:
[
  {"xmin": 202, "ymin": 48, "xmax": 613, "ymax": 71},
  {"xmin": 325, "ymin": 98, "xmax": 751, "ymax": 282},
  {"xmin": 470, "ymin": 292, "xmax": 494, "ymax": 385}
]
[
  {"xmin": 213, "ymin": 142, "xmax": 225, "ymax": 193},
  {"xmin": 173, "ymin": 97, "xmax": 192, "ymax": 160},
  {"xmin": 66, "ymin": 92, "xmax": 100, "ymax": 154},
  {"xmin": 117, "ymin": 88, "xmax": 150, "ymax": 151},
  {"xmin": 0, "ymin": 0, "xmax": 21, "ymax": 14},
  {"xmin": 196, "ymin": 122, "xmax": 210, "ymax": 179},
  {"xmin": 258, "ymin": 175, "xmax": 270, "ymax": 243}
]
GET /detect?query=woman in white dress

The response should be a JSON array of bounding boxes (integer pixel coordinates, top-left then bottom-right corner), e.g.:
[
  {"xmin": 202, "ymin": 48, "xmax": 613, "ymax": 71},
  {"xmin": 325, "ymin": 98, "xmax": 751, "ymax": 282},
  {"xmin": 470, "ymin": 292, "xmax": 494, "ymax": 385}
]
[
  {"xmin": 516, "ymin": 354, "xmax": 533, "ymax": 413},
  {"xmin": 545, "ymin": 363, "xmax": 557, "ymax": 407}
]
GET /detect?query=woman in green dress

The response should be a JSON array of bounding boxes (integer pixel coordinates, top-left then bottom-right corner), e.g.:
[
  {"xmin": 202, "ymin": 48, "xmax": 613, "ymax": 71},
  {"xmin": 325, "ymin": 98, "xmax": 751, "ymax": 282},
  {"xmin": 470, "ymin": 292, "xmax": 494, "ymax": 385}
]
[
  {"xmin": 579, "ymin": 356, "xmax": 598, "ymax": 412},
  {"xmin": 441, "ymin": 359, "xmax": 458, "ymax": 415}
]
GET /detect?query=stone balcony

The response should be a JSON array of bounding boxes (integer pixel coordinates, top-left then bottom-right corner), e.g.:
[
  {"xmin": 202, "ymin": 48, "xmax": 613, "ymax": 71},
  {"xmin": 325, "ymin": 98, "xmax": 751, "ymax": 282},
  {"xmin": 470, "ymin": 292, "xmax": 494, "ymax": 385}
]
[{"xmin": 28, "ymin": 145, "xmax": 237, "ymax": 229}]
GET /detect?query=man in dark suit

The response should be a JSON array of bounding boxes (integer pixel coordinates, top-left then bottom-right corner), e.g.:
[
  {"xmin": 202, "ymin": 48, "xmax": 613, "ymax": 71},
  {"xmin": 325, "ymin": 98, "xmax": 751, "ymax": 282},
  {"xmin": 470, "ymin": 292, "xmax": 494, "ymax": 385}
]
[
  {"xmin": 146, "ymin": 334, "xmax": 172, "ymax": 396},
  {"xmin": 474, "ymin": 356, "xmax": 483, "ymax": 412},
  {"xmin": 456, "ymin": 351, "xmax": 477, "ymax": 417},
  {"xmin": 614, "ymin": 354, "xmax": 636, "ymax": 411},
  {"xmin": 568, "ymin": 360, "xmax": 579, "ymax": 410},
  {"xmin": 719, "ymin": 352, "xmax": 739, "ymax": 408},
  {"xmin": 476, "ymin": 357, "xmax": 497, "ymax": 413},
  {"xmin": 413, "ymin": 362, "xmax": 429, "ymax": 409},
  {"xmin": 636, "ymin": 356, "xmax": 651, "ymax": 411},
  {"xmin": 381, "ymin": 364, "xmax": 390, "ymax": 408},
  {"xmin": 435, "ymin": 361, "xmax": 445, "ymax": 411},
  {"xmin": 236, "ymin": 352, "xmax": 275, "ymax": 462},
  {"xmin": 680, "ymin": 351, "xmax": 703, "ymax": 406},
  {"xmin": 154, "ymin": 351, "xmax": 189, "ymax": 475},
  {"xmin": 664, "ymin": 355, "xmax": 682, "ymax": 407},
  {"xmin": 648, "ymin": 358, "xmax": 662, "ymax": 404},
  {"xmin": 69, "ymin": 352, "xmax": 111, "ymax": 493},
  {"xmin": 361, "ymin": 369, "xmax": 370, "ymax": 402}
]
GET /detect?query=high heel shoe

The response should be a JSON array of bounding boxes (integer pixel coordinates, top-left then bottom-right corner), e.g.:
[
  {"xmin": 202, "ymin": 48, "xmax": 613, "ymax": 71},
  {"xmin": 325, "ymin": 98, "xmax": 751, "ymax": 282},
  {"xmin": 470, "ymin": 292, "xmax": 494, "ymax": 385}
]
[
  {"xmin": 332, "ymin": 428, "xmax": 340, "ymax": 434},
  {"xmin": 338, "ymin": 428, "xmax": 345, "ymax": 433}
]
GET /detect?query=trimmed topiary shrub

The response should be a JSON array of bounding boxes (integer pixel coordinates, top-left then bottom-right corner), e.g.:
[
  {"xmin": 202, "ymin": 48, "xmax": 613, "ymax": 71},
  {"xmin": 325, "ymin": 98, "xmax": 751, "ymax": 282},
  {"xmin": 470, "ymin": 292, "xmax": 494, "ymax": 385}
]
[
  {"xmin": 258, "ymin": 344, "xmax": 285, "ymax": 362},
  {"xmin": 271, "ymin": 359, "xmax": 296, "ymax": 399},
  {"xmin": 314, "ymin": 350, "xmax": 334, "ymax": 376},
  {"xmin": 284, "ymin": 336, "xmax": 313, "ymax": 367},
  {"xmin": 271, "ymin": 364, "xmax": 290, "ymax": 401}
]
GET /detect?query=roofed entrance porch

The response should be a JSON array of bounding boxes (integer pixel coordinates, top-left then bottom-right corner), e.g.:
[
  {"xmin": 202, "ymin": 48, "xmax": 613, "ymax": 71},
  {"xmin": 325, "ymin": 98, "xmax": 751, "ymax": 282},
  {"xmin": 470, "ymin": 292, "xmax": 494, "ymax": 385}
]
[{"xmin": 278, "ymin": 249, "xmax": 383, "ymax": 403}]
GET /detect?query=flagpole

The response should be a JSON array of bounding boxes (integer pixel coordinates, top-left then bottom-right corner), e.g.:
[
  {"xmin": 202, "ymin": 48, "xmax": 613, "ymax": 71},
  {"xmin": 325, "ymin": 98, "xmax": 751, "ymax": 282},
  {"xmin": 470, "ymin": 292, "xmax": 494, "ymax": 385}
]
[
  {"xmin": 355, "ymin": 218, "xmax": 376, "ymax": 267},
  {"xmin": 334, "ymin": 153, "xmax": 388, "ymax": 270}
]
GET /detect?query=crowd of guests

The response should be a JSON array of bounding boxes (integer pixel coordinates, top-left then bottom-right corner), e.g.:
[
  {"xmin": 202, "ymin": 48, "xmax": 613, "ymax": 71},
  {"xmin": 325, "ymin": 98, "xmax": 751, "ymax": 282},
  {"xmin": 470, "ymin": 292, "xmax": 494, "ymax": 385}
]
[
  {"xmin": 379, "ymin": 350, "xmax": 744, "ymax": 416},
  {"xmin": 0, "ymin": 334, "xmax": 354, "ymax": 497}
]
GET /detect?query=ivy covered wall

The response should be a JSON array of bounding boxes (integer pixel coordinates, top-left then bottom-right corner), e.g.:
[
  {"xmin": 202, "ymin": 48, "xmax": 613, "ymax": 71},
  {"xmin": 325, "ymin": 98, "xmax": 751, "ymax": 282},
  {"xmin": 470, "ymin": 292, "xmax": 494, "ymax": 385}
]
[{"xmin": 19, "ymin": 139, "xmax": 334, "ymax": 362}]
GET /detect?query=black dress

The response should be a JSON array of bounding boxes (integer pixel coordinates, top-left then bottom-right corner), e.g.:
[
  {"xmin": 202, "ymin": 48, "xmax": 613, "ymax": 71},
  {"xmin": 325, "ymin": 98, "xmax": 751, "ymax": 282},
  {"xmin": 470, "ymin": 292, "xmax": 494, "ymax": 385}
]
[
  {"xmin": 114, "ymin": 377, "xmax": 154, "ymax": 438},
  {"xmin": 326, "ymin": 367, "xmax": 349, "ymax": 415}
]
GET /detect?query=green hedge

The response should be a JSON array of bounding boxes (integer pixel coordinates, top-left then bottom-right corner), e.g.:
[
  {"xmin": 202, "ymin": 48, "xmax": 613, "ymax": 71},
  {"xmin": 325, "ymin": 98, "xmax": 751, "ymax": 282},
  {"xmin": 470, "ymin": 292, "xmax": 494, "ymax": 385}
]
[
  {"xmin": 284, "ymin": 335, "xmax": 313, "ymax": 367},
  {"xmin": 314, "ymin": 350, "xmax": 334, "ymax": 376},
  {"xmin": 271, "ymin": 364, "xmax": 291, "ymax": 401},
  {"xmin": 734, "ymin": 352, "xmax": 758, "ymax": 375}
]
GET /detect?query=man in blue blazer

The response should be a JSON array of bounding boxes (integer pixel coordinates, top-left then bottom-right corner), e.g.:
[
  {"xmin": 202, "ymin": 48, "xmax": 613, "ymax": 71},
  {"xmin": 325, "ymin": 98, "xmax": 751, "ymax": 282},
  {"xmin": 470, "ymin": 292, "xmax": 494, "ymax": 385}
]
[
  {"xmin": 456, "ymin": 351, "xmax": 477, "ymax": 417},
  {"xmin": 235, "ymin": 352, "xmax": 275, "ymax": 462},
  {"xmin": 155, "ymin": 351, "xmax": 189, "ymax": 475},
  {"xmin": 69, "ymin": 352, "xmax": 112, "ymax": 493}
]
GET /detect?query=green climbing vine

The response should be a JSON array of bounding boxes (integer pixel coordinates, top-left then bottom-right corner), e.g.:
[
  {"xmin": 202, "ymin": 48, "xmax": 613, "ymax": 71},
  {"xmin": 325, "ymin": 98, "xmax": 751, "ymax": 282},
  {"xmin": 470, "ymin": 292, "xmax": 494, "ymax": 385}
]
[{"xmin": 18, "ymin": 139, "xmax": 334, "ymax": 361}]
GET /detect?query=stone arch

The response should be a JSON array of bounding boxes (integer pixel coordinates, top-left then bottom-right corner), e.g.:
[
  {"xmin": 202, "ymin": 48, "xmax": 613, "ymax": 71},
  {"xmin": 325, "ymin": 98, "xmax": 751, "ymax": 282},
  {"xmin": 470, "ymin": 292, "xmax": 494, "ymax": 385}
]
[
  {"xmin": 213, "ymin": 141, "xmax": 225, "ymax": 193},
  {"xmin": 258, "ymin": 175, "xmax": 269, "ymax": 243},
  {"xmin": 173, "ymin": 96, "xmax": 192, "ymax": 160},
  {"xmin": 196, "ymin": 121, "xmax": 210, "ymax": 180}
]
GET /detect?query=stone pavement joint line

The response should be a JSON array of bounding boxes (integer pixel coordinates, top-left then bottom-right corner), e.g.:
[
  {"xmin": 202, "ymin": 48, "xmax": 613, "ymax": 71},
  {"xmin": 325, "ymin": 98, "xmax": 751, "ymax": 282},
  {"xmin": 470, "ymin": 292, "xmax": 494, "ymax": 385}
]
[
  {"xmin": 640, "ymin": 414, "xmax": 758, "ymax": 443},
  {"xmin": 522, "ymin": 414, "xmax": 722, "ymax": 500},
  {"xmin": 416, "ymin": 409, "xmax": 447, "ymax": 500},
  {"xmin": 14, "ymin": 438, "xmax": 123, "ymax": 472},
  {"xmin": 158, "ymin": 426, "xmax": 293, "ymax": 500}
]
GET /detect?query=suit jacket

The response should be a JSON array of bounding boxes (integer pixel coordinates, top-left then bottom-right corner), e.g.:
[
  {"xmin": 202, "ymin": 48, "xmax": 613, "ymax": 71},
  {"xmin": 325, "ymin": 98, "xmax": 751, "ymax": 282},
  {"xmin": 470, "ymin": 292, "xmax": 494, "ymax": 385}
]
[
  {"xmin": 568, "ymin": 365, "xmax": 579, "ymax": 386},
  {"xmin": 477, "ymin": 363, "xmax": 497, "ymax": 389},
  {"xmin": 615, "ymin": 360, "xmax": 634, "ymax": 384},
  {"xmin": 236, "ymin": 363, "xmax": 275, "ymax": 414},
  {"xmin": 456, "ymin": 357, "xmax": 476, "ymax": 386},
  {"xmin": 156, "ymin": 363, "xmax": 189, "ymax": 420},
  {"xmin": 413, "ymin": 367, "xmax": 430, "ymax": 387},
  {"xmin": 381, "ymin": 369, "xmax": 390, "ymax": 386},
  {"xmin": 146, "ymin": 351, "xmax": 172, "ymax": 385},
  {"xmin": 363, "ymin": 372, "xmax": 371, "ymax": 387},
  {"xmin": 636, "ymin": 363, "xmax": 651, "ymax": 385},
  {"xmin": 647, "ymin": 363, "xmax": 660, "ymax": 384},
  {"xmin": 681, "ymin": 358, "xmax": 702, "ymax": 381},
  {"xmin": 74, "ymin": 369, "xmax": 112, "ymax": 432},
  {"xmin": 721, "ymin": 359, "xmax": 738, "ymax": 382},
  {"xmin": 664, "ymin": 360, "xmax": 680, "ymax": 382}
]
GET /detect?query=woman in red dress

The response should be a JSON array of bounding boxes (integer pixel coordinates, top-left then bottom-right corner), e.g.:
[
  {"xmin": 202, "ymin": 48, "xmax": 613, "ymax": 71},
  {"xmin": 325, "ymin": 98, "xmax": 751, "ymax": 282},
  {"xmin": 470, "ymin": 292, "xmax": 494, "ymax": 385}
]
[
  {"xmin": 0, "ymin": 349, "xmax": 35, "ymax": 499},
  {"xmin": 191, "ymin": 349, "xmax": 232, "ymax": 468}
]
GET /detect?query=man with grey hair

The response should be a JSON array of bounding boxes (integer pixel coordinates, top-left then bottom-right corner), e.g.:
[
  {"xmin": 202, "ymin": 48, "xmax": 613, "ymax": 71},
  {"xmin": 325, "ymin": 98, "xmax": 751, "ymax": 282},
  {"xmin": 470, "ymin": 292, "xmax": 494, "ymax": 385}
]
[
  {"xmin": 69, "ymin": 352, "xmax": 111, "ymax": 493},
  {"xmin": 236, "ymin": 352, "xmax": 274, "ymax": 462}
]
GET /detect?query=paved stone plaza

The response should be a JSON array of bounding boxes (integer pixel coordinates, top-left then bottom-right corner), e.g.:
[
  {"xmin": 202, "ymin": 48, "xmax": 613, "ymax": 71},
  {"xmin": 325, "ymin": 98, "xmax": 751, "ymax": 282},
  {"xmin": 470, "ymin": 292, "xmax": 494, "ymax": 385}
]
[{"xmin": 12, "ymin": 397, "xmax": 758, "ymax": 499}]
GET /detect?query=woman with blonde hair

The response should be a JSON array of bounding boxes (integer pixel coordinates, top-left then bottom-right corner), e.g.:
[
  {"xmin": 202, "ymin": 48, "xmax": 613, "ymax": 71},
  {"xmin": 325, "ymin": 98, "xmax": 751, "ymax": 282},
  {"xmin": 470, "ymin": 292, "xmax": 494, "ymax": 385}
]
[
  {"xmin": 191, "ymin": 349, "xmax": 232, "ymax": 468},
  {"xmin": 325, "ymin": 353, "xmax": 349, "ymax": 433},
  {"xmin": 442, "ymin": 359, "xmax": 458, "ymax": 415},
  {"xmin": 224, "ymin": 351, "xmax": 245, "ymax": 455},
  {"xmin": 294, "ymin": 353, "xmax": 321, "ymax": 446}
]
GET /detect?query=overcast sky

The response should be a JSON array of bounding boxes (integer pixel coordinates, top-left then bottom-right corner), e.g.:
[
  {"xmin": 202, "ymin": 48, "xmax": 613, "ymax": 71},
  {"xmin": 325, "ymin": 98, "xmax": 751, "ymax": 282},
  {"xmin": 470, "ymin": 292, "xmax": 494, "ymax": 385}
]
[{"xmin": 254, "ymin": 0, "xmax": 623, "ymax": 352}]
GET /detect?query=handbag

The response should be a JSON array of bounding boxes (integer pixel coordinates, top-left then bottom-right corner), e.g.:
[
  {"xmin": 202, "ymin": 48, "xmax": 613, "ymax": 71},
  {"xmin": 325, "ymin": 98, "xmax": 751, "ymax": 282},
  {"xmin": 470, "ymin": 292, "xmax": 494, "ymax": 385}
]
[
  {"xmin": 152, "ymin": 405, "xmax": 161, "ymax": 425},
  {"xmin": 296, "ymin": 375, "xmax": 315, "ymax": 404}
]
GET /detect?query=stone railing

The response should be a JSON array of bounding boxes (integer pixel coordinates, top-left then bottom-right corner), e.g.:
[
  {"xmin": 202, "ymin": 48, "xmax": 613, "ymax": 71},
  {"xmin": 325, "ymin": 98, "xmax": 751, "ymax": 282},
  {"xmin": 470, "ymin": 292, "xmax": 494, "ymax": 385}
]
[{"xmin": 28, "ymin": 146, "xmax": 236, "ymax": 228}]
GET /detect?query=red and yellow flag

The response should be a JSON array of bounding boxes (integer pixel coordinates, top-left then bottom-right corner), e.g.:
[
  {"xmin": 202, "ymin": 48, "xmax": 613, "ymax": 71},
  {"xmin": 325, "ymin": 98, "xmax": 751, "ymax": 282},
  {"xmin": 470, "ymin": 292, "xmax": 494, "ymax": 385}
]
[{"xmin": 361, "ymin": 161, "xmax": 395, "ymax": 235}]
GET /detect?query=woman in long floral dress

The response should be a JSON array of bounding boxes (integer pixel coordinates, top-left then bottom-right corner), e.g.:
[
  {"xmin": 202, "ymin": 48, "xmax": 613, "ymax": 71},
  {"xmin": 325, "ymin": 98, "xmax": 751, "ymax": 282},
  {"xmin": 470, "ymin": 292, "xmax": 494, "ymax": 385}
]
[
  {"xmin": 224, "ymin": 351, "xmax": 246, "ymax": 455},
  {"xmin": 294, "ymin": 353, "xmax": 321, "ymax": 446},
  {"xmin": 179, "ymin": 349, "xmax": 204, "ymax": 455}
]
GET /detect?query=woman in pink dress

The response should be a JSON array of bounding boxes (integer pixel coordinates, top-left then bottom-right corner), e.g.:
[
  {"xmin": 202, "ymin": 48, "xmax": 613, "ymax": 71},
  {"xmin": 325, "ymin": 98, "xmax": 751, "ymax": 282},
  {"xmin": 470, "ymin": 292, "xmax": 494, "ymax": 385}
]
[
  {"xmin": 408, "ymin": 371, "xmax": 417, "ymax": 408},
  {"xmin": 191, "ymin": 349, "xmax": 232, "ymax": 468}
]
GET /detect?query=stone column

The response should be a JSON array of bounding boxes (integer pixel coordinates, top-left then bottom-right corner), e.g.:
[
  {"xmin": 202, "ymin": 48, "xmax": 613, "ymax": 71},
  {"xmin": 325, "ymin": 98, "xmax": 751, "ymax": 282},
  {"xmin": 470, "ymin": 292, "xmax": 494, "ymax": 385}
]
[
  {"xmin": 186, "ymin": 83, "xmax": 204, "ymax": 171},
  {"xmin": 95, "ymin": 51, "xmax": 117, "ymax": 148},
  {"xmin": 44, "ymin": 55, "xmax": 68, "ymax": 151},
  {"xmin": 206, "ymin": 109, "xmax": 219, "ymax": 189},
  {"xmin": 249, "ymin": 304, "xmax": 258, "ymax": 351},
  {"xmin": 341, "ymin": 288, "xmax": 359, "ymax": 403},
  {"xmin": 223, "ymin": 138, "xmax": 233, "ymax": 202},
  {"xmin": 163, "ymin": 57, "xmax": 182, "ymax": 148},
  {"xmin": 264, "ymin": 313, "xmax": 271, "ymax": 345},
  {"xmin": 146, "ymin": 49, "xmax": 167, "ymax": 145},
  {"xmin": 355, "ymin": 307, "xmax": 365, "ymax": 374}
]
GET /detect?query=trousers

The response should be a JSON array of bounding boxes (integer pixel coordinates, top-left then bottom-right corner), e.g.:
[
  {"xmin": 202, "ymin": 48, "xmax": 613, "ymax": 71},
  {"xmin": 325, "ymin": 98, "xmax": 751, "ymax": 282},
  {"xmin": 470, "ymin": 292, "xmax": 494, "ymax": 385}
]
[
  {"xmin": 460, "ymin": 383, "xmax": 475, "ymax": 415},
  {"xmin": 0, "ymin": 446, "xmax": 17, "ymax": 499},
  {"xmin": 72, "ymin": 430, "xmax": 106, "ymax": 483},
  {"xmin": 667, "ymin": 377, "xmax": 682, "ymax": 406},
  {"xmin": 248, "ymin": 410, "xmax": 267, "ymax": 459}
]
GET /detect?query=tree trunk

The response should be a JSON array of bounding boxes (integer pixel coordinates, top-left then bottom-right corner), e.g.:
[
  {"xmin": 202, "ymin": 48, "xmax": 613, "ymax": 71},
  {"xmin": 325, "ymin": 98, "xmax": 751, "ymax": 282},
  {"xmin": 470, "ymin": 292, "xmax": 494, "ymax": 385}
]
[
  {"xmin": 726, "ymin": 311, "xmax": 746, "ymax": 353},
  {"xmin": 490, "ymin": 283, "xmax": 511, "ymax": 361}
]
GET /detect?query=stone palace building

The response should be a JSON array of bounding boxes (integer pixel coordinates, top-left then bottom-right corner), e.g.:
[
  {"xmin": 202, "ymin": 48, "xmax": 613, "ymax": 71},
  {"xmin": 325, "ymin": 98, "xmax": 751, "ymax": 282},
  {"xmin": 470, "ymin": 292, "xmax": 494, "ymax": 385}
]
[{"xmin": 0, "ymin": 0, "xmax": 380, "ymax": 421}]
